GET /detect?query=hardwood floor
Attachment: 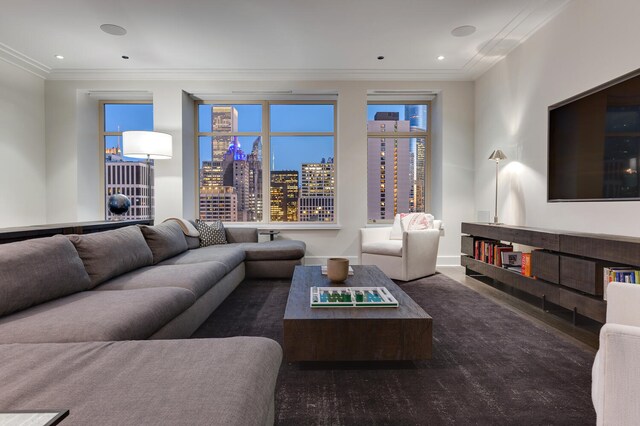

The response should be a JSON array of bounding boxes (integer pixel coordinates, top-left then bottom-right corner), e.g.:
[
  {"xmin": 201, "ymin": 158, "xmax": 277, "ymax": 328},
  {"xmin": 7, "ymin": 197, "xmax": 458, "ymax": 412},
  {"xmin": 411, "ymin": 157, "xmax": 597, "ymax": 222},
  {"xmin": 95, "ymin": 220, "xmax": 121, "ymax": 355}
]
[{"xmin": 438, "ymin": 266, "xmax": 600, "ymax": 351}]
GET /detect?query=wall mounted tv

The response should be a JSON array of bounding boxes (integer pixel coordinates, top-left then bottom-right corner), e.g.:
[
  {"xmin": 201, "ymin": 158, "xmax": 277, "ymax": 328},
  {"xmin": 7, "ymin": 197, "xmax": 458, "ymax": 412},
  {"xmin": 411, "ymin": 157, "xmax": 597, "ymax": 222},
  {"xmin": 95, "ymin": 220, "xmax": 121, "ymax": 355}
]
[{"xmin": 548, "ymin": 69, "xmax": 640, "ymax": 201}]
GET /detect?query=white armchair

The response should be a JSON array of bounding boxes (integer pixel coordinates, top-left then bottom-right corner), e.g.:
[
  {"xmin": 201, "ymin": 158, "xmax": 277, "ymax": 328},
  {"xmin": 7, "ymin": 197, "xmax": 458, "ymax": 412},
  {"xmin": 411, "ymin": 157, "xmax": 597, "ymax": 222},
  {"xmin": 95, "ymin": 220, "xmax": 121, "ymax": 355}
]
[
  {"xmin": 592, "ymin": 282, "xmax": 640, "ymax": 425},
  {"xmin": 359, "ymin": 220, "xmax": 442, "ymax": 281}
]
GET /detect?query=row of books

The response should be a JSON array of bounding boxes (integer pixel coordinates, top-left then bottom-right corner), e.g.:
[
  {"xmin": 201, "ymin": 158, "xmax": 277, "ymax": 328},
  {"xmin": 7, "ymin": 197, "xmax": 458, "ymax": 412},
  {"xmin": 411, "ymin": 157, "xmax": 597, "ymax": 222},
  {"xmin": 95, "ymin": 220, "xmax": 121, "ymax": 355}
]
[
  {"xmin": 603, "ymin": 266, "xmax": 640, "ymax": 300},
  {"xmin": 473, "ymin": 239, "xmax": 533, "ymax": 277},
  {"xmin": 474, "ymin": 240, "xmax": 513, "ymax": 267}
]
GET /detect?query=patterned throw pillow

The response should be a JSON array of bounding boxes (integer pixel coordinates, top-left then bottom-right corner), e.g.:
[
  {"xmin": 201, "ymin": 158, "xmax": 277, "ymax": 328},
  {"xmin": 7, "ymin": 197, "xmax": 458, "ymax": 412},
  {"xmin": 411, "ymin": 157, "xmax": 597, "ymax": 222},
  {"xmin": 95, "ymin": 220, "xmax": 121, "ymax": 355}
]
[
  {"xmin": 195, "ymin": 220, "xmax": 227, "ymax": 247},
  {"xmin": 400, "ymin": 213, "xmax": 435, "ymax": 231}
]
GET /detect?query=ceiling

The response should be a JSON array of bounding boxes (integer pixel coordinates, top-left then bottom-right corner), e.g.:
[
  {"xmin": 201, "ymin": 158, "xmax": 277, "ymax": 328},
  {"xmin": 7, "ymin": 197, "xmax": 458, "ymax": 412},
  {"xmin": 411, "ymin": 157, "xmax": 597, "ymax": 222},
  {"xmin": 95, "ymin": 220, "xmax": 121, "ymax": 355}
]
[{"xmin": 0, "ymin": 0, "xmax": 569, "ymax": 81}]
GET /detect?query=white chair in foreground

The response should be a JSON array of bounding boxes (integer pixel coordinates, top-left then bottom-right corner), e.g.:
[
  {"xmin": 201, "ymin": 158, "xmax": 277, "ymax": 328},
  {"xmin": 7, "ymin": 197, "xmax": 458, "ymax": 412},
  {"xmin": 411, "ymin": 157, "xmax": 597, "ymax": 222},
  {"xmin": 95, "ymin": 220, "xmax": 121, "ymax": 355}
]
[
  {"xmin": 359, "ymin": 214, "xmax": 443, "ymax": 281},
  {"xmin": 592, "ymin": 282, "xmax": 640, "ymax": 425}
]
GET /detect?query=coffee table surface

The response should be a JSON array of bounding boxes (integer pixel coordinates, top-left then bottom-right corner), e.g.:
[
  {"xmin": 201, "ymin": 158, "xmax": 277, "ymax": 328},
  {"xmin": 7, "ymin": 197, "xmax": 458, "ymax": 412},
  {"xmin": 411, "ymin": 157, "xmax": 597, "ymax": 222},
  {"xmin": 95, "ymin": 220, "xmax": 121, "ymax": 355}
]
[
  {"xmin": 284, "ymin": 265, "xmax": 431, "ymax": 321},
  {"xmin": 283, "ymin": 265, "xmax": 432, "ymax": 362}
]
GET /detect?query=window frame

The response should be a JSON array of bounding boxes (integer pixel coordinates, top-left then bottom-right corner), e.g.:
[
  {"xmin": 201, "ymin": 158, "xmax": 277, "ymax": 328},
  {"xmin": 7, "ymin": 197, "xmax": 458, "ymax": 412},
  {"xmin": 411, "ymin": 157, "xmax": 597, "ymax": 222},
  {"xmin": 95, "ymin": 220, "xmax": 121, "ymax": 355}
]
[
  {"xmin": 366, "ymin": 100, "xmax": 432, "ymax": 224},
  {"xmin": 194, "ymin": 99, "xmax": 338, "ymax": 225},
  {"xmin": 98, "ymin": 100, "xmax": 154, "ymax": 220}
]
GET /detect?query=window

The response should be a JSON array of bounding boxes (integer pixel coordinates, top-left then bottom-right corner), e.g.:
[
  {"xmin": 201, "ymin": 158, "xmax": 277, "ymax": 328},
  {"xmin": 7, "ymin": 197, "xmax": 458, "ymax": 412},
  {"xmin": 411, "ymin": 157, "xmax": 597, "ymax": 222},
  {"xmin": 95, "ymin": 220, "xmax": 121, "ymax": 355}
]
[
  {"xmin": 366, "ymin": 102, "xmax": 430, "ymax": 222},
  {"xmin": 99, "ymin": 101, "xmax": 154, "ymax": 220},
  {"xmin": 196, "ymin": 101, "xmax": 336, "ymax": 223}
]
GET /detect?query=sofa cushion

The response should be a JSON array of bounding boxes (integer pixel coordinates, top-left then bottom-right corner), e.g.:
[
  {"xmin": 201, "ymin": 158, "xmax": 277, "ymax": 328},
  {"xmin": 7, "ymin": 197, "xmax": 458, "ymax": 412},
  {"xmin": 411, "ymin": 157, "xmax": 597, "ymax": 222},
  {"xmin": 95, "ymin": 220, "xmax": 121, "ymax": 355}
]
[
  {"xmin": 68, "ymin": 226, "xmax": 153, "ymax": 287},
  {"xmin": 361, "ymin": 240, "xmax": 403, "ymax": 257},
  {"xmin": 0, "ymin": 337, "xmax": 282, "ymax": 426},
  {"xmin": 96, "ymin": 262, "xmax": 227, "ymax": 298},
  {"xmin": 242, "ymin": 240, "xmax": 306, "ymax": 261},
  {"xmin": 0, "ymin": 236, "xmax": 92, "ymax": 317},
  {"xmin": 0, "ymin": 287, "xmax": 195, "ymax": 343},
  {"xmin": 158, "ymin": 244, "xmax": 246, "ymax": 273},
  {"xmin": 140, "ymin": 221, "xmax": 189, "ymax": 264},
  {"xmin": 226, "ymin": 227, "xmax": 258, "ymax": 243},
  {"xmin": 195, "ymin": 219, "xmax": 227, "ymax": 247}
]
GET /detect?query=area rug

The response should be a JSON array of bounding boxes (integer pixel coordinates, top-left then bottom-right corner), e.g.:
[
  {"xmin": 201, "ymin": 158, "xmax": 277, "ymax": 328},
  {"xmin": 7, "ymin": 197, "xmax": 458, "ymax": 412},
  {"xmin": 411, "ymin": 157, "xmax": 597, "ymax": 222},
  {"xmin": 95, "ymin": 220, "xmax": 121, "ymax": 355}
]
[{"xmin": 192, "ymin": 272, "xmax": 596, "ymax": 425}]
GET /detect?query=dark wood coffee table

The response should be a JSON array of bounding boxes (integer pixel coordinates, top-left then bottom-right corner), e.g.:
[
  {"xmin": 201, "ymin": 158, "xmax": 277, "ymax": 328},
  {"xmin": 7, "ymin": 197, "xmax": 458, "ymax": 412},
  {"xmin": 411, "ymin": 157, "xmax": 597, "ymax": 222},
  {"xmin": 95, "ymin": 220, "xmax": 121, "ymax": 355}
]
[{"xmin": 283, "ymin": 265, "xmax": 432, "ymax": 362}]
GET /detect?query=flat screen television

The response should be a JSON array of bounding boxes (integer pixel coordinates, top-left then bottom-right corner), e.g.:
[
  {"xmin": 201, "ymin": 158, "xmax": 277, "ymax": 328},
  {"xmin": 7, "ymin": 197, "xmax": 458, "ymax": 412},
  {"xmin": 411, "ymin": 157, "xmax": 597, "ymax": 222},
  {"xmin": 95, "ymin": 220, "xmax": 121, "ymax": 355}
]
[{"xmin": 548, "ymin": 69, "xmax": 640, "ymax": 201}]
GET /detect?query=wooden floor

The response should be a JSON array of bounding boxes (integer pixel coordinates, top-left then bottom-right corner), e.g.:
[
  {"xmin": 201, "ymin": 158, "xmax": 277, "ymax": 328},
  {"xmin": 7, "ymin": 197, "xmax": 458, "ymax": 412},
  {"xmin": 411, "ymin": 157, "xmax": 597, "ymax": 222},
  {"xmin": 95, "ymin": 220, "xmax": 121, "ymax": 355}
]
[{"xmin": 438, "ymin": 266, "xmax": 600, "ymax": 351}]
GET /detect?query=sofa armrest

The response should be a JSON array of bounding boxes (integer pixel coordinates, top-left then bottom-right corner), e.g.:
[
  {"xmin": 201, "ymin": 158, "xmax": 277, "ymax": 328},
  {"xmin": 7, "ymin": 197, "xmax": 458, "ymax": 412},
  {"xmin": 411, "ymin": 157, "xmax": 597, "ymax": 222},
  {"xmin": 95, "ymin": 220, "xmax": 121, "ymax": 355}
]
[
  {"xmin": 593, "ymin": 323, "xmax": 640, "ymax": 425},
  {"xmin": 360, "ymin": 227, "xmax": 392, "ymax": 245},
  {"xmin": 606, "ymin": 282, "xmax": 640, "ymax": 327},
  {"xmin": 225, "ymin": 227, "xmax": 258, "ymax": 243}
]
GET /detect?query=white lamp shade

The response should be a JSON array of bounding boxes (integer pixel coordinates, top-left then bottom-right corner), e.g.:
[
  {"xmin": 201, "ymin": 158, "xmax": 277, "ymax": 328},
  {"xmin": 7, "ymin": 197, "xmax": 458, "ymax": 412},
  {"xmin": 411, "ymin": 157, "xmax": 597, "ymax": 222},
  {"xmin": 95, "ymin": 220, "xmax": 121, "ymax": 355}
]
[{"xmin": 122, "ymin": 131, "xmax": 173, "ymax": 159}]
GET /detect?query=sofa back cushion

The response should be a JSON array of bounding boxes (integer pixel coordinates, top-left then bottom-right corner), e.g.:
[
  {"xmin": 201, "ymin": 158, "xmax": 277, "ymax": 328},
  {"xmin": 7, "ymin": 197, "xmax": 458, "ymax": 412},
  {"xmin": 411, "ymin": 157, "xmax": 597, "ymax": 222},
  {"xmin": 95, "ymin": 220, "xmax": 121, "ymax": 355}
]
[
  {"xmin": 0, "ymin": 235, "xmax": 92, "ymax": 317},
  {"xmin": 140, "ymin": 221, "xmax": 188, "ymax": 264},
  {"xmin": 68, "ymin": 226, "xmax": 153, "ymax": 287}
]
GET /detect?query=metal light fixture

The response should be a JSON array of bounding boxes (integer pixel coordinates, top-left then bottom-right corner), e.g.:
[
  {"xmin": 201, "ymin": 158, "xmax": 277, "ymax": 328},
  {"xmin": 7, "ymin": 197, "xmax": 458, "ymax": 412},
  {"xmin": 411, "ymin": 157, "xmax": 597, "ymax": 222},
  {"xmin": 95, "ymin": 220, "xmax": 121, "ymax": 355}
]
[
  {"xmin": 122, "ymin": 131, "xmax": 173, "ymax": 220},
  {"xmin": 488, "ymin": 149, "xmax": 507, "ymax": 224}
]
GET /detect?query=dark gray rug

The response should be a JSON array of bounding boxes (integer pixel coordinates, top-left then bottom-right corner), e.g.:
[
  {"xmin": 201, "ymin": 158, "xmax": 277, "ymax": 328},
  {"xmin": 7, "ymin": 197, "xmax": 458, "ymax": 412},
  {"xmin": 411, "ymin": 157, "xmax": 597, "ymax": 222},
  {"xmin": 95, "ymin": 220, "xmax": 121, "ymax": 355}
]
[{"xmin": 192, "ymin": 272, "xmax": 596, "ymax": 425}]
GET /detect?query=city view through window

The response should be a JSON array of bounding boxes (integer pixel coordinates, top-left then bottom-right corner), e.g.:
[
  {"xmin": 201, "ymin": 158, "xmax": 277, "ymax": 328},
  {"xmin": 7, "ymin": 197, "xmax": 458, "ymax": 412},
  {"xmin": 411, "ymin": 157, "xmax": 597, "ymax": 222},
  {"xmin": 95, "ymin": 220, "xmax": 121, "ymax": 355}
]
[
  {"xmin": 367, "ymin": 103, "xmax": 430, "ymax": 222},
  {"xmin": 197, "ymin": 102, "xmax": 336, "ymax": 223},
  {"xmin": 101, "ymin": 102, "xmax": 154, "ymax": 220},
  {"xmin": 100, "ymin": 101, "xmax": 427, "ymax": 224}
]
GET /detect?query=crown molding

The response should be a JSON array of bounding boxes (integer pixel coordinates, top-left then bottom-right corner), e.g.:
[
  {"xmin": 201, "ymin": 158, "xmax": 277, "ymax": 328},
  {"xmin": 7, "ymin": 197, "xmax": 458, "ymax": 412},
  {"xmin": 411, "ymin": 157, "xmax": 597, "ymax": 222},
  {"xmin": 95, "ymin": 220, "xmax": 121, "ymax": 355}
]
[
  {"xmin": 46, "ymin": 67, "xmax": 472, "ymax": 82},
  {"xmin": 0, "ymin": 42, "xmax": 50, "ymax": 79}
]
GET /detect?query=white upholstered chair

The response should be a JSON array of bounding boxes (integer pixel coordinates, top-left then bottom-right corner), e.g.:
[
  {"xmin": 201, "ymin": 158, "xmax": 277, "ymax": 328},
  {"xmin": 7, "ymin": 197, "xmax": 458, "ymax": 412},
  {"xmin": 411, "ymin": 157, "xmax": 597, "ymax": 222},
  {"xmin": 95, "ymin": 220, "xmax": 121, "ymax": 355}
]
[
  {"xmin": 359, "ymin": 216, "xmax": 443, "ymax": 281},
  {"xmin": 592, "ymin": 282, "xmax": 640, "ymax": 425}
]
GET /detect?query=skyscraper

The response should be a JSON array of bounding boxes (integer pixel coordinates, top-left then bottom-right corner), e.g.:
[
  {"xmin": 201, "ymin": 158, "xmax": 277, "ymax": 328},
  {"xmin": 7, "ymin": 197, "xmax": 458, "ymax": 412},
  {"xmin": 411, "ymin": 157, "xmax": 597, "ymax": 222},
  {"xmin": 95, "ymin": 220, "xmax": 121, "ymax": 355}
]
[
  {"xmin": 270, "ymin": 171, "xmax": 299, "ymax": 222},
  {"xmin": 105, "ymin": 150, "xmax": 154, "ymax": 220},
  {"xmin": 405, "ymin": 105, "xmax": 427, "ymax": 213},
  {"xmin": 367, "ymin": 114, "xmax": 411, "ymax": 220},
  {"xmin": 299, "ymin": 158, "xmax": 335, "ymax": 222}
]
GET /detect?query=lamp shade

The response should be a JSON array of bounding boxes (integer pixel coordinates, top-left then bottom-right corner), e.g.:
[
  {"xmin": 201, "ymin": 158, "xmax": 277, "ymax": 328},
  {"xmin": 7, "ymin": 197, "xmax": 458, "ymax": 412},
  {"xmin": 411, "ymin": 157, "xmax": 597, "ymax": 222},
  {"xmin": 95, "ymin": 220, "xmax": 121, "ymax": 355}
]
[
  {"xmin": 122, "ymin": 131, "xmax": 173, "ymax": 159},
  {"xmin": 488, "ymin": 149, "xmax": 507, "ymax": 161}
]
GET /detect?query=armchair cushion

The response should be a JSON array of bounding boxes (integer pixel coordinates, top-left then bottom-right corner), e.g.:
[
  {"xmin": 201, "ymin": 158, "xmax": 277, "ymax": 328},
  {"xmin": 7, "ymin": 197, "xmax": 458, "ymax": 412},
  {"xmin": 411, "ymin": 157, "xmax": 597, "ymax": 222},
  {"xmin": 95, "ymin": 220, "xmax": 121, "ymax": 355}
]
[
  {"xmin": 389, "ymin": 215, "xmax": 403, "ymax": 240},
  {"xmin": 361, "ymin": 240, "xmax": 403, "ymax": 257}
]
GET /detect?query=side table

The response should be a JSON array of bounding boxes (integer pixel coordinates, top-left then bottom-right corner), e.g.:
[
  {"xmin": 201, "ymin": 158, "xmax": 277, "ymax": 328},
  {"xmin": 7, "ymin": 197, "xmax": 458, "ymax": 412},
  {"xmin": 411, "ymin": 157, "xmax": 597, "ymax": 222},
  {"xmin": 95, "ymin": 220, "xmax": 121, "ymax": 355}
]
[{"xmin": 259, "ymin": 230, "xmax": 280, "ymax": 241}]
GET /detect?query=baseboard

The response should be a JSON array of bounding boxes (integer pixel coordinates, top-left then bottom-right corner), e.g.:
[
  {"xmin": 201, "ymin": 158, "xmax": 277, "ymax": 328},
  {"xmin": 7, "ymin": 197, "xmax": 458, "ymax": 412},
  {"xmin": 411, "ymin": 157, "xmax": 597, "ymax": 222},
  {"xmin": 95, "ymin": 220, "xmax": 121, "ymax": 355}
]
[
  {"xmin": 437, "ymin": 255, "xmax": 461, "ymax": 266},
  {"xmin": 304, "ymin": 256, "xmax": 360, "ymax": 265}
]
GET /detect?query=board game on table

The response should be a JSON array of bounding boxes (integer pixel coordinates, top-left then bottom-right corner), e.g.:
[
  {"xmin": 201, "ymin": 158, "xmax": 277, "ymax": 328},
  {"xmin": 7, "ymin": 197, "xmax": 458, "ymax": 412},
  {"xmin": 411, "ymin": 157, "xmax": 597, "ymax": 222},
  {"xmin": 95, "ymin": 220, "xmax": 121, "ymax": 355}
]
[{"xmin": 283, "ymin": 265, "xmax": 432, "ymax": 362}]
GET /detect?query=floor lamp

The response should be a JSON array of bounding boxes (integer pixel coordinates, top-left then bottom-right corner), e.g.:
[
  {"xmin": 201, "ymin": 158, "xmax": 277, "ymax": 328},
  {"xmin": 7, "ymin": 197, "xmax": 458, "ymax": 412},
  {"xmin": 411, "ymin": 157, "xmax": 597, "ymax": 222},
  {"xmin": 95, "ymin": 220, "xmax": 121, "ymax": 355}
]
[
  {"xmin": 122, "ymin": 131, "xmax": 173, "ymax": 220},
  {"xmin": 488, "ymin": 149, "xmax": 507, "ymax": 224}
]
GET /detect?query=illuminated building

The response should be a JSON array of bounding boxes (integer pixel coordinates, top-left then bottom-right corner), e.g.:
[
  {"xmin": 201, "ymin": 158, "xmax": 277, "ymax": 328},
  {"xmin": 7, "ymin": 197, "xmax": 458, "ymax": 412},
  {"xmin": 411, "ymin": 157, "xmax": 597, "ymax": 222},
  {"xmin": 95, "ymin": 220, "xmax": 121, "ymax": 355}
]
[
  {"xmin": 367, "ymin": 114, "xmax": 411, "ymax": 220},
  {"xmin": 299, "ymin": 158, "xmax": 335, "ymax": 222},
  {"xmin": 270, "ymin": 170, "xmax": 299, "ymax": 222}
]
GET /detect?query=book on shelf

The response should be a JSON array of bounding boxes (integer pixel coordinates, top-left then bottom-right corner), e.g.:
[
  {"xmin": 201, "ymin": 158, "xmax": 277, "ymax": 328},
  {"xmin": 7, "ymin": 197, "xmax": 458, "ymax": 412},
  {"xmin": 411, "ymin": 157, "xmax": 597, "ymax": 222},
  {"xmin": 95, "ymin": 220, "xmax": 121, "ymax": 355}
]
[
  {"xmin": 603, "ymin": 266, "xmax": 640, "ymax": 300},
  {"xmin": 521, "ymin": 253, "xmax": 532, "ymax": 277},
  {"xmin": 473, "ymin": 239, "xmax": 512, "ymax": 267},
  {"xmin": 502, "ymin": 251, "xmax": 522, "ymax": 268}
]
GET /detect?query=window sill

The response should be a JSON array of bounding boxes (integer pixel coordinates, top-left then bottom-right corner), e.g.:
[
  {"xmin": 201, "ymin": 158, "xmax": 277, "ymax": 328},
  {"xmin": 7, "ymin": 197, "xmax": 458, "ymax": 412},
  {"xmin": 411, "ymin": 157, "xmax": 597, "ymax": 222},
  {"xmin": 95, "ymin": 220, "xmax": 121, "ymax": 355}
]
[{"xmin": 222, "ymin": 222, "xmax": 342, "ymax": 231}]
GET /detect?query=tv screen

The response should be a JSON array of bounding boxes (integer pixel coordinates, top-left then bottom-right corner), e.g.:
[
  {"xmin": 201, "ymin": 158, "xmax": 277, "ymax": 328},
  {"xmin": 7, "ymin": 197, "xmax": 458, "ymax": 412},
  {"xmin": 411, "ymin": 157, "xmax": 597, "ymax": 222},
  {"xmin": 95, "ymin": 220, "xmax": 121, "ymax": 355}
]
[{"xmin": 548, "ymin": 70, "xmax": 640, "ymax": 201}]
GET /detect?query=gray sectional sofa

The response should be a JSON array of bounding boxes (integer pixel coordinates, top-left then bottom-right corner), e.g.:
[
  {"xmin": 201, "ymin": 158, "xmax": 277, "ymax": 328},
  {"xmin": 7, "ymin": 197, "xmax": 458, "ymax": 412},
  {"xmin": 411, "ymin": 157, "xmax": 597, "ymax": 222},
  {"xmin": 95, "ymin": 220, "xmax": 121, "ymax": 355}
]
[{"xmin": 0, "ymin": 221, "xmax": 306, "ymax": 425}]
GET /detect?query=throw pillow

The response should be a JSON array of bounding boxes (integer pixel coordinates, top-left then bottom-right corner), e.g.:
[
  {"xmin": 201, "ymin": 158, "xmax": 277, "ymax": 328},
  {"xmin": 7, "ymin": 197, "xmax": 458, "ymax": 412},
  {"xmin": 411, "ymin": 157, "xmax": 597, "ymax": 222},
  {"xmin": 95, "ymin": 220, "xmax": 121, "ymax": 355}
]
[
  {"xmin": 139, "ymin": 221, "xmax": 189, "ymax": 264},
  {"xmin": 400, "ymin": 213, "xmax": 435, "ymax": 231},
  {"xmin": 389, "ymin": 214, "xmax": 403, "ymax": 240},
  {"xmin": 195, "ymin": 220, "xmax": 227, "ymax": 247}
]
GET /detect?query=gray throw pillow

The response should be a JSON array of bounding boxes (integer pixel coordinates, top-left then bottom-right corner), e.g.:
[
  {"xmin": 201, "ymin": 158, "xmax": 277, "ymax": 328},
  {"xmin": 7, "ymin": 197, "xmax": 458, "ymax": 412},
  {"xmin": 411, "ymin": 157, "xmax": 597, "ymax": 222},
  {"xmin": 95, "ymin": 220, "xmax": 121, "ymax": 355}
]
[
  {"xmin": 140, "ymin": 221, "xmax": 189, "ymax": 264},
  {"xmin": 68, "ymin": 226, "xmax": 154, "ymax": 287},
  {"xmin": 195, "ymin": 220, "xmax": 227, "ymax": 247},
  {"xmin": 0, "ymin": 235, "xmax": 92, "ymax": 316}
]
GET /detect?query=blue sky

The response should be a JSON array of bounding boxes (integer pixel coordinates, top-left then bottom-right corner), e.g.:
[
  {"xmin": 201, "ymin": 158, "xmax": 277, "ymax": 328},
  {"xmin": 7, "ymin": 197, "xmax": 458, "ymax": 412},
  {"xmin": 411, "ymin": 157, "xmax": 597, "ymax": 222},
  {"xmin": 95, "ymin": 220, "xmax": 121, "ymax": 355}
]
[{"xmin": 105, "ymin": 102, "xmax": 426, "ymax": 174}]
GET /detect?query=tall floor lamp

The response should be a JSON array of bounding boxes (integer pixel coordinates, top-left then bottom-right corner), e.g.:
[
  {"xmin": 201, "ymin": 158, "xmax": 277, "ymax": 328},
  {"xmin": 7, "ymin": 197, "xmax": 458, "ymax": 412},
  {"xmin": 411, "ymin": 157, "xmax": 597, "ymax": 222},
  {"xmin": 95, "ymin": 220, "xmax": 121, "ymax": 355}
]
[
  {"xmin": 122, "ymin": 131, "xmax": 173, "ymax": 220},
  {"xmin": 488, "ymin": 149, "xmax": 507, "ymax": 224}
]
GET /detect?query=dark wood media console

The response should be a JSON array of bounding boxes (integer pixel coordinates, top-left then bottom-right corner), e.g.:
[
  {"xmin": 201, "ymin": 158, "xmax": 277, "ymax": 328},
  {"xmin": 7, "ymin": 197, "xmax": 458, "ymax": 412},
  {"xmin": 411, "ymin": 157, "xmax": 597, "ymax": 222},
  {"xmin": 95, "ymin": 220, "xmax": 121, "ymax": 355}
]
[{"xmin": 461, "ymin": 223, "xmax": 640, "ymax": 324}]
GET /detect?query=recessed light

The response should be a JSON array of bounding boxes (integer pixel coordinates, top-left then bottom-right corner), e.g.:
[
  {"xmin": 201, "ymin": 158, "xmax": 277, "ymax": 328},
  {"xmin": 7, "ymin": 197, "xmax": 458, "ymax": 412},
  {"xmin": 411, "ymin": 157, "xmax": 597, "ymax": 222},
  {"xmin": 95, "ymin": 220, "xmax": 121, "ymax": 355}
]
[
  {"xmin": 100, "ymin": 24, "xmax": 127, "ymax": 36},
  {"xmin": 377, "ymin": 56, "xmax": 384, "ymax": 60},
  {"xmin": 437, "ymin": 56, "xmax": 445, "ymax": 61},
  {"xmin": 54, "ymin": 54, "xmax": 64, "ymax": 60},
  {"xmin": 122, "ymin": 55, "xmax": 130, "ymax": 60},
  {"xmin": 451, "ymin": 25, "xmax": 477, "ymax": 37}
]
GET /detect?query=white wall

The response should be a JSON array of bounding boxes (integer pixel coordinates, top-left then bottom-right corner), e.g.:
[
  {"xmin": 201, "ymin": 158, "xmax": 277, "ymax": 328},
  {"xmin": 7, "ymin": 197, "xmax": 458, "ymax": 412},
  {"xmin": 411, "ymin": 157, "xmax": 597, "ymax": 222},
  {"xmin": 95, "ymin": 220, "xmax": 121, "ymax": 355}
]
[
  {"xmin": 475, "ymin": 0, "xmax": 640, "ymax": 236},
  {"xmin": 0, "ymin": 61, "xmax": 46, "ymax": 227},
  {"xmin": 43, "ymin": 79, "xmax": 474, "ymax": 265}
]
